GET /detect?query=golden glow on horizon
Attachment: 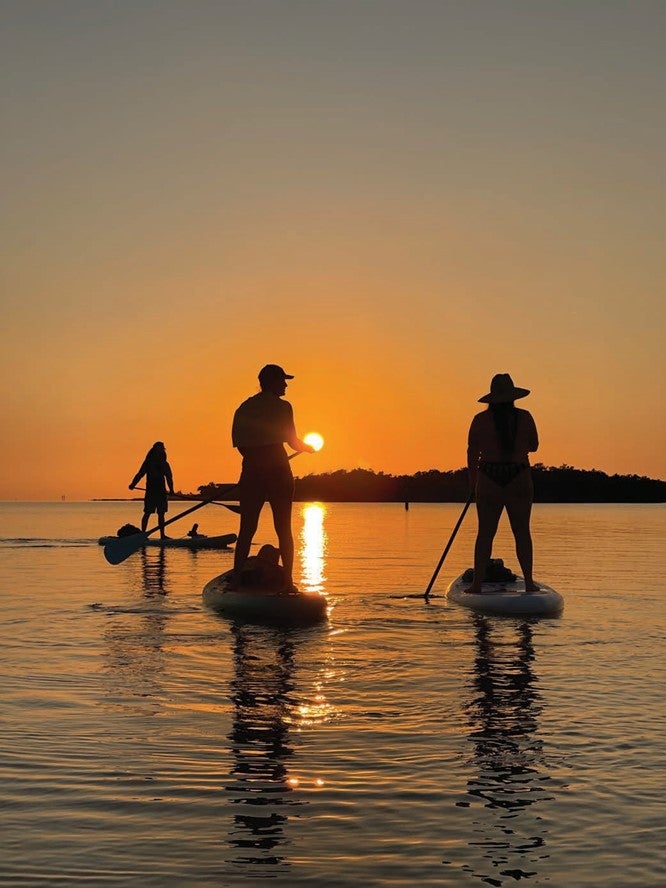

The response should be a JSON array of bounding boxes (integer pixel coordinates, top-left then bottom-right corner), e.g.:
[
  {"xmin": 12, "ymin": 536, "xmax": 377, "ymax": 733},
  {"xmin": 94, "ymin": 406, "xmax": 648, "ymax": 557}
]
[{"xmin": 2, "ymin": 5, "xmax": 665, "ymax": 500}]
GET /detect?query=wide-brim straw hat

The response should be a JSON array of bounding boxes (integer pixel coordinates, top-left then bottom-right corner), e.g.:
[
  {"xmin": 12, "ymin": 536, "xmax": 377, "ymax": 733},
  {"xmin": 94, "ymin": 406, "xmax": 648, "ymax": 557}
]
[{"xmin": 479, "ymin": 373, "xmax": 530, "ymax": 404}]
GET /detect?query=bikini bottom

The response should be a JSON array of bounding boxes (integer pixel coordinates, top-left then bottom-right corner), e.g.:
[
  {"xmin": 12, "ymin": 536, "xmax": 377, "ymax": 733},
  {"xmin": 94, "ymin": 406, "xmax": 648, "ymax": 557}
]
[{"xmin": 479, "ymin": 461, "xmax": 528, "ymax": 487}]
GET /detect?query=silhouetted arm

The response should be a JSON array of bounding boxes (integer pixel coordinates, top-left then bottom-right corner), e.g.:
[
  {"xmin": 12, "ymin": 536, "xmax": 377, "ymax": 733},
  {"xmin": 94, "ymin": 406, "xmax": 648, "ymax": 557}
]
[
  {"xmin": 524, "ymin": 412, "xmax": 539, "ymax": 453},
  {"xmin": 129, "ymin": 461, "xmax": 147, "ymax": 490},
  {"xmin": 467, "ymin": 417, "xmax": 482, "ymax": 492},
  {"xmin": 283, "ymin": 402, "xmax": 315, "ymax": 453},
  {"xmin": 288, "ymin": 434, "xmax": 315, "ymax": 454},
  {"xmin": 165, "ymin": 461, "xmax": 175, "ymax": 494}
]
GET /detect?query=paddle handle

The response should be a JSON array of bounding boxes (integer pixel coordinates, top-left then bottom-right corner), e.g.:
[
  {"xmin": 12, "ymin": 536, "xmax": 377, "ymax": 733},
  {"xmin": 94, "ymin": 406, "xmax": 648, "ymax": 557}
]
[{"xmin": 424, "ymin": 495, "xmax": 473, "ymax": 600}]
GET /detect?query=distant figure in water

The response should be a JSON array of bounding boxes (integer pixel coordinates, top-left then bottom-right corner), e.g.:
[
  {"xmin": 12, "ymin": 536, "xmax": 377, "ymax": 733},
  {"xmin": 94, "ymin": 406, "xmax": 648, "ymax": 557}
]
[
  {"xmin": 129, "ymin": 441, "xmax": 175, "ymax": 540},
  {"xmin": 230, "ymin": 364, "xmax": 315, "ymax": 593},
  {"xmin": 466, "ymin": 374, "xmax": 540, "ymax": 593},
  {"xmin": 187, "ymin": 523, "xmax": 206, "ymax": 538}
]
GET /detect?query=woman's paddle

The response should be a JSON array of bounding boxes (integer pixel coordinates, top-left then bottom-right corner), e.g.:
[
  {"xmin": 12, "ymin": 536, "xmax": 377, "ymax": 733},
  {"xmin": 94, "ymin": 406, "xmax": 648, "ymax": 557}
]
[{"xmin": 424, "ymin": 494, "xmax": 473, "ymax": 600}]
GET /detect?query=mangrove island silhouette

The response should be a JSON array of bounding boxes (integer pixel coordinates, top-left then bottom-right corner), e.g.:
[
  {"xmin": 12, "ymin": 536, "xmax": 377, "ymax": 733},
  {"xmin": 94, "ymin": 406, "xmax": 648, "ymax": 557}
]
[{"xmin": 190, "ymin": 465, "xmax": 665, "ymax": 505}]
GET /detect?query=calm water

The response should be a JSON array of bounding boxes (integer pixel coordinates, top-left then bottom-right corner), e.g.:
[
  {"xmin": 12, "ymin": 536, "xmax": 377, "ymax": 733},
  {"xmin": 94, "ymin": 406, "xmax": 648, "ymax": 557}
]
[{"xmin": 1, "ymin": 501, "xmax": 664, "ymax": 887}]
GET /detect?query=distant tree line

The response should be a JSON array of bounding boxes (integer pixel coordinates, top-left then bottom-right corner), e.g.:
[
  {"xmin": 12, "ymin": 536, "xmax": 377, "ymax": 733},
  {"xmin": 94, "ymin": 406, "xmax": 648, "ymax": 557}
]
[{"xmin": 194, "ymin": 464, "xmax": 665, "ymax": 504}]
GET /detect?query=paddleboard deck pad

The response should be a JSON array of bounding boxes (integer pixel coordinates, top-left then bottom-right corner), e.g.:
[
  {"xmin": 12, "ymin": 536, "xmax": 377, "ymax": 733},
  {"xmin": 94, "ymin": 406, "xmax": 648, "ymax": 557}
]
[
  {"xmin": 203, "ymin": 570, "xmax": 328, "ymax": 625},
  {"xmin": 447, "ymin": 571, "xmax": 563, "ymax": 616},
  {"xmin": 98, "ymin": 533, "xmax": 236, "ymax": 550}
]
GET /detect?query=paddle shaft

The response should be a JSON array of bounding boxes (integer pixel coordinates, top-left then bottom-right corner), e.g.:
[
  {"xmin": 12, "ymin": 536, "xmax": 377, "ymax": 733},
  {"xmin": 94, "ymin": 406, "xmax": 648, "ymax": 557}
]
[
  {"xmin": 106, "ymin": 450, "xmax": 308, "ymax": 563},
  {"xmin": 157, "ymin": 498, "xmax": 223, "ymax": 530},
  {"xmin": 424, "ymin": 494, "xmax": 473, "ymax": 599},
  {"xmin": 134, "ymin": 487, "xmax": 241, "ymax": 515},
  {"xmin": 103, "ymin": 494, "xmax": 235, "ymax": 565},
  {"xmin": 133, "ymin": 450, "xmax": 304, "ymax": 523}
]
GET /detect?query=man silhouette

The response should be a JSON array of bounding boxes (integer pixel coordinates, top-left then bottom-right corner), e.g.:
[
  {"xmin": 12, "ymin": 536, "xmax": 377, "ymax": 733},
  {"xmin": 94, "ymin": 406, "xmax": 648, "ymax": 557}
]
[{"xmin": 230, "ymin": 364, "xmax": 314, "ymax": 592}]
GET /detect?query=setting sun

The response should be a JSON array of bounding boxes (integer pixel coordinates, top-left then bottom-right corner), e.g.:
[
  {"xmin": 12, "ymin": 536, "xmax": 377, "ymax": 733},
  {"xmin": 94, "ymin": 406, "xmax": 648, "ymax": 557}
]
[{"xmin": 304, "ymin": 432, "xmax": 325, "ymax": 452}]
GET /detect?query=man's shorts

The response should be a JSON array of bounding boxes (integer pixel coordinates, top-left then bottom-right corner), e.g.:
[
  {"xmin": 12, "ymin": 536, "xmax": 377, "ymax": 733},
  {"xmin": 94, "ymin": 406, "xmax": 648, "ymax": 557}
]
[
  {"xmin": 239, "ymin": 455, "xmax": 294, "ymax": 507},
  {"xmin": 143, "ymin": 491, "xmax": 168, "ymax": 514}
]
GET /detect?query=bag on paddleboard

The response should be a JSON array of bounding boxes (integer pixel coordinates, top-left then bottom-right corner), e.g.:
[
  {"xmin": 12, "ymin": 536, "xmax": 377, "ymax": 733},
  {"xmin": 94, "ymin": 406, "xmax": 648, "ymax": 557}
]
[
  {"xmin": 117, "ymin": 523, "xmax": 142, "ymax": 537},
  {"xmin": 462, "ymin": 558, "xmax": 517, "ymax": 584}
]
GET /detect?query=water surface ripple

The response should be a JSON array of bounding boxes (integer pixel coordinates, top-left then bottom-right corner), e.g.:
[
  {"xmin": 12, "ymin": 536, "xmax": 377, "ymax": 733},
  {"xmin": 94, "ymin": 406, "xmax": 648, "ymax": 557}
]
[{"xmin": 1, "ymin": 501, "xmax": 664, "ymax": 886}]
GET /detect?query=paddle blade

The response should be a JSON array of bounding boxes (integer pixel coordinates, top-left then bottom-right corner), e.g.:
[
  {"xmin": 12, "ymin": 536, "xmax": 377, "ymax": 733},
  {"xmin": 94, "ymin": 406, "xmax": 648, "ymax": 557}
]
[{"xmin": 104, "ymin": 532, "xmax": 149, "ymax": 565}]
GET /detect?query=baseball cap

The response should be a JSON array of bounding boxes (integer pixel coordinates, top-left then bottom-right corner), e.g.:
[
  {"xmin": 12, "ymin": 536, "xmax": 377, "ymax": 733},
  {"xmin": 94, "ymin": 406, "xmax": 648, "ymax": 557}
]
[{"xmin": 258, "ymin": 364, "xmax": 294, "ymax": 384}]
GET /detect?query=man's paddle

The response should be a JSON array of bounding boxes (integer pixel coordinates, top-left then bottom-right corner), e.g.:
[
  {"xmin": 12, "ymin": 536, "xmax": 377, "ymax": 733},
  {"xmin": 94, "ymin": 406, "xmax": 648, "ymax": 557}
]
[
  {"xmin": 424, "ymin": 494, "xmax": 473, "ymax": 600},
  {"xmin": 105, "ymin": 448, "xmax": 312, "ymax": 565},
  {"xmin": 133, "ymin": 487, "xmax": 242, "ymax": 515}
]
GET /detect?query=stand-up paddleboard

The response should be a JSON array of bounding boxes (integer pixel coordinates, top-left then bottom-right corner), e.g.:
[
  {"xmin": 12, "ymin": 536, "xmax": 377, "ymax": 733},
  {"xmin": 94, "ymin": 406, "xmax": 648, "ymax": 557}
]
[
  {"xmin": 98, "ymin": 533, "xmax": 236, "ymax": 550},
  {"xmin": 203, "ymin": 570, "xmax": 328, "ymax": 625},
  {"xmin": 447, "ymin": 570, "xmax": 563, "ymax": 617}
]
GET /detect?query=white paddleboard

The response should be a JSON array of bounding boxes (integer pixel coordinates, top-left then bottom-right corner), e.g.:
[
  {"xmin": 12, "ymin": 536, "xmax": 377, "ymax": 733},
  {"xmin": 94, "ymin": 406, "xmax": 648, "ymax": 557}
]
[
  {"xmin": 447, "ymin": 572, "xmax": 563, "ymax": 617},
  {"xmin": 203, "ymin": 570, "xmax": 328, "ymax": 625}
]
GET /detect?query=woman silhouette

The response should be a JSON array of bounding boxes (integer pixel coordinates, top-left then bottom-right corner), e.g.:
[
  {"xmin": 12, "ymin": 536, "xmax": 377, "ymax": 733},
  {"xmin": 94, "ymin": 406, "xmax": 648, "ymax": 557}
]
[
  {"xmin": 129, "ymin": 441, "xmax": 175, "ymax": 539},
  {"xmin": 466, "ymin": 374, "xmax": 539, "ymax": 593}
]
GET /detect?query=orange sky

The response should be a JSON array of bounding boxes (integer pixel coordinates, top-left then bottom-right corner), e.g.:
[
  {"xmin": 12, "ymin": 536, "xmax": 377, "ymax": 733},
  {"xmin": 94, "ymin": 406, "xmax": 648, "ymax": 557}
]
[{"xmin": 2, "ymin": 2, "xmax": 665, "ymax": 500}]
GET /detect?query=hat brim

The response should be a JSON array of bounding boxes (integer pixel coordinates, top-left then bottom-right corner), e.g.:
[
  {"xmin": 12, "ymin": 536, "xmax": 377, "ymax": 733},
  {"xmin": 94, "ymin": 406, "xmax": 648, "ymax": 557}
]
[
  {"xmin": 260, "ymin": 370, "xmax": 294, "ymax": 381},
  {"xmin": 479, "ymin": 387, "xmax": 530, "ymax": 404}
]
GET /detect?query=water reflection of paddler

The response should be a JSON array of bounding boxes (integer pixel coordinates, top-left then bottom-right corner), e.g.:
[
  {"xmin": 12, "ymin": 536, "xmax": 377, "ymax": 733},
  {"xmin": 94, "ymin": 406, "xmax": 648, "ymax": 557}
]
[
  {"xmin": 225, "ymin": 624, "xmax": 301, "ymax": 872},
  {"xmin": 141, "ymin": 546, "xmax": 167, "ymax": 595},
  {"xmin": 458, "ymin": 615, "xmax": 553, "ymax": 884},
  {"xmin": 101, "ymin": 547, "xmax": 169, "ymax": 717}
]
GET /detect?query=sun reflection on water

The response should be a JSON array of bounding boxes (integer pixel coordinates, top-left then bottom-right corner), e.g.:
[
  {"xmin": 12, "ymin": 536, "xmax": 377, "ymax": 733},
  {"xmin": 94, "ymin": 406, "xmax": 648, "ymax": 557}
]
[
  {"xmin": 295, "ymin": 692, "xmax": 333, "ymax": 729},
  {"xmin": 298, "ymin": 503, "xmax": 327, "ymax": 594}
]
